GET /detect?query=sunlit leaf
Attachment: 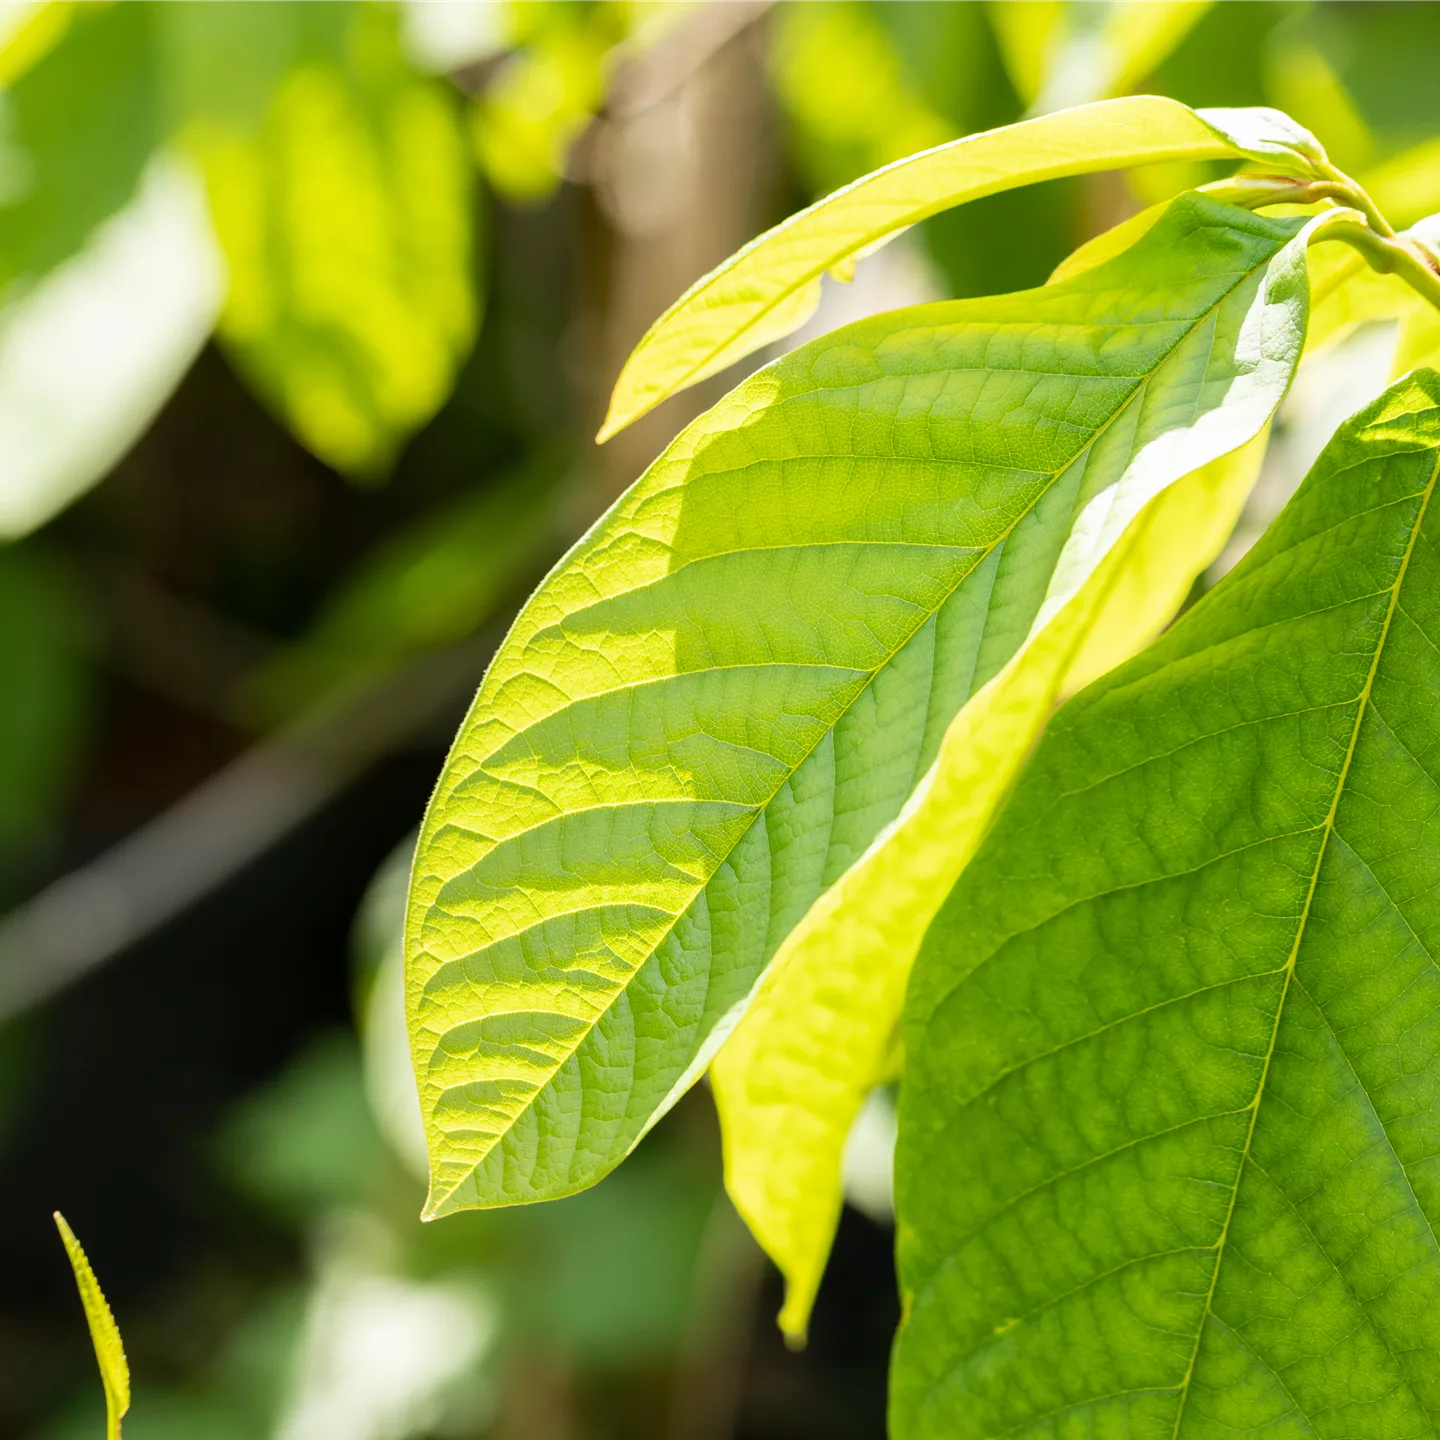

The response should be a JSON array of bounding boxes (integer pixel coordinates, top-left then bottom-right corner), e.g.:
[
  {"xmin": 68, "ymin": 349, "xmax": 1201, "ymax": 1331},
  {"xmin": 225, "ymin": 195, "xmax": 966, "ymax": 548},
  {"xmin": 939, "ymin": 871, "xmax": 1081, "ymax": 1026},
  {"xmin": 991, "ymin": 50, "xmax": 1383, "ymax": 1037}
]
[
  {"xmin": 0, "ymin": 156, "xmax": 223, "ymax": 538},
  {"xmin": 597, "ymin": 96, "xmax": 1327, "ymax": 440},
  {"xmin": 471, "ymin": 5, "xmax": 612, "ymax": 205},
  {"xmin": 54, "ymin": 1212, "xmax": 129, "ymax": 1440},
  {"xmin": 408, "ymin": 194, "xmax": 1322, "ymax": 1217},
  {"xmin": 985, "ymin": 0, "xmax": 1064, "ymax": 109},
  {"xmin": 0, "ymin": 0, "xmax": 73, "ymax": 87},
  {"xmin": 711, "ymin": 431, "xmax": 1266, "ymax": 1340},
  {"xmin": 894, "ymin": 369, "xmax": 1440, "ymax": 1440},
  {"xmin": 189, "ymin": 2, "xmax": 477, "ymax": 476},
  {"xmin": 991, "ymin": 0, "xmax": 1213, "ymax": 117},
  {"xmin": 769, "ymin": 2, "xmax": 954, "ymax": 197}
]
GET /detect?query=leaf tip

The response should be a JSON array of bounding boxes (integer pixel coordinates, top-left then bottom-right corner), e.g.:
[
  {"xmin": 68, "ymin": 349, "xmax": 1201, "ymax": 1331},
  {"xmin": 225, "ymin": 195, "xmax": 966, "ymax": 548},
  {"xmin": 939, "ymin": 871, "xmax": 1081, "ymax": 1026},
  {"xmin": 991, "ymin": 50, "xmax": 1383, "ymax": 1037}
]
[{"xmin": 54, "ymin": 1210, "xmax": 130, "ymax": 1438}]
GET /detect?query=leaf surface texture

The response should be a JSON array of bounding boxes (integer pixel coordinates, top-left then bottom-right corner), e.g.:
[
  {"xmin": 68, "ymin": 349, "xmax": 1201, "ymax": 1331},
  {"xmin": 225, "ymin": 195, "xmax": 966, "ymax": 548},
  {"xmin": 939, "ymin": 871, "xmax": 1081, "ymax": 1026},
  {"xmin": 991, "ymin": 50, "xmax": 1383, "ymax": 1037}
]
[
  {"xmin": 895, "ymin": 369, "xmax": 1440, "ymax": 1440},
  {"xmin": 55, "ymin": 1213, "xmax": 129, "ymax": 1440},
  {"xmin": 409, "ymin": 195, "xmax": 1318, "ymax": 1215},
  {"xmin": 711, "ymin": 431, "xmax": 1266, "ymax": 1339},
  {"xmin": 598, "ymin": 97, "xmax": 1325, "ymax": 439}
]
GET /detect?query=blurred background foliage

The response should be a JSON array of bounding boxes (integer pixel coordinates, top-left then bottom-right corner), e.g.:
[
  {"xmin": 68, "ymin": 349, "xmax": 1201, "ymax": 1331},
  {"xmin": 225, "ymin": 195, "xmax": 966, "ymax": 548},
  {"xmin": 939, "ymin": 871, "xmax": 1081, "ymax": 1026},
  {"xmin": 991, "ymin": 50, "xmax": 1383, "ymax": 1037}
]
[{"xmin": 1, "ymin": 3, "xmax": 1439, "ymax": 1438}]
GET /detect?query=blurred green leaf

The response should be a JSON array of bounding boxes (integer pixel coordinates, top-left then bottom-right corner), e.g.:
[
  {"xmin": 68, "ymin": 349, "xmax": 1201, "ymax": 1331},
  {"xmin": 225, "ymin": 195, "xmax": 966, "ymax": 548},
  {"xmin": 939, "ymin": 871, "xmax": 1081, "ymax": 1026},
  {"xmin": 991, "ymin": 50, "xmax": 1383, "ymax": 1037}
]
[
  {"xmin": 220, "ymin": 1035, "xmax": 383, "ymax": 1219},
  {"xmin": 242, "ymin": 456, "xmax": 564, "ymax": 720},
  {"xmin": 508, "ymin": 1146, "xmax": 718, "ymax": 1366},
  {"xmin": 0, "ymin": 547, "xmax": 87, "ymax": 863},
  {"xmin": 988, "ymin": 0, "xmax": 1212, "ymax": 115},
  {"xmin": 598, "ymin": 97, "xmax": 1328, "ymax": 439},
  {"xmin": 0, "ymin": 2, "xmax": 161, "ymax": 295},
  {"xmin": 472, "ymin": 1, "xmax": 617, "ymax": 206},
  {"xmin": 181, "ymin": 1, "xmax": 478, "ymax": 477},
  {"xmin": 770, "ymin": 2, "xmax": 955, "ymax": 198}
]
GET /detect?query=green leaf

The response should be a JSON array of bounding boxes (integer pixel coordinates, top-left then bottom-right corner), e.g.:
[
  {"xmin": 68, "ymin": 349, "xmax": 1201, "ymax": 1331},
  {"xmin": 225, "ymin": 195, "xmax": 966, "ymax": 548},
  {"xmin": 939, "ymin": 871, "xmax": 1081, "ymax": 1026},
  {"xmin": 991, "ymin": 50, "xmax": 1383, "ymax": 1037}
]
[
  {"xmin": 184, "ymin": 2, "xmax": 477, "ymax": 476},
  {"xmin": 407, "ymin": 193, "xmax": 1321, "ymax": 1217},
  {"xmin": 54, "ymin": 1212, "xmax": 130, "ymax": 1440},
  {"xmin": 990, "ymin": 0, "xmax": 1214, "ymax": 116},
  {"xmin": 711, "ymin": 430, "xmax": 1266, "ymax": 1341},
  {"xmin": 0, "ymin": 1, "xmax": 162, "ymax": 294},
  {"xmin": 894, "ymin": 368, "xmax": 1440, "ymax": 1440},
  {"xmin": 597, "ymin": 97, "xmax": 1327, "ymax": 441}
]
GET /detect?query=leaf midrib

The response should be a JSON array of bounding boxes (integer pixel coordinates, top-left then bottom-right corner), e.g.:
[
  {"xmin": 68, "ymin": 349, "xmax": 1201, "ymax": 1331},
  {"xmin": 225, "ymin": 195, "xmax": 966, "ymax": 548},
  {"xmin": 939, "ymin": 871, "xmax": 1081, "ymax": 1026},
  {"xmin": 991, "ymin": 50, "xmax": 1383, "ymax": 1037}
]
[
  {"xmin": 1167, "ymin": 446, "xmax": 1440, "ymax": 1440},
  {"xmin": 426, "ymin": 247, "xmax": 1280, "ymax": 1211}
]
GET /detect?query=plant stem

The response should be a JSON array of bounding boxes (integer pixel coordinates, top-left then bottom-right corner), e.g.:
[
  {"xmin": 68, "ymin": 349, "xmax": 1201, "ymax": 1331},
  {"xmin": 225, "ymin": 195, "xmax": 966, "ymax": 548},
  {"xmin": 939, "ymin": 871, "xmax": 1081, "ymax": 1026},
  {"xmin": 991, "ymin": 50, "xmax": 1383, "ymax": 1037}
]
[{"xmin": 1319, "ymin": 213, "xmax": 1440, "ymax": 316}]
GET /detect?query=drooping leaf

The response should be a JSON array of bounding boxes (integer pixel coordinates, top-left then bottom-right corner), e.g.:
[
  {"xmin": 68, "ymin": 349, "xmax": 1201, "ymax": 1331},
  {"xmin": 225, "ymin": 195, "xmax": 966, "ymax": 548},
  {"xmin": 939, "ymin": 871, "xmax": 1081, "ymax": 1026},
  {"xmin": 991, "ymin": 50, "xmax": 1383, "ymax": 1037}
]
[
  {"xmin": 54, "ymin": 1212, "xmax": 129, "ymax": 1440},
  {"xmin": 711, "ymin": 430, "xmax": 1266, "ymax": 1340},
  {"xmin": 894, "ymin": 368, "xmax": 1440, "ymax": 1440},
  {"xmin": 182, "ymin": 2, "xmax": 477, "ymax": 476},
  {"xmin": 407, "ymin": 193, "xmax": 1324, "ymax": 1217},
  {"xmin": 597, "ymin": 97, "xmax": 1327, "ymax": 440}
]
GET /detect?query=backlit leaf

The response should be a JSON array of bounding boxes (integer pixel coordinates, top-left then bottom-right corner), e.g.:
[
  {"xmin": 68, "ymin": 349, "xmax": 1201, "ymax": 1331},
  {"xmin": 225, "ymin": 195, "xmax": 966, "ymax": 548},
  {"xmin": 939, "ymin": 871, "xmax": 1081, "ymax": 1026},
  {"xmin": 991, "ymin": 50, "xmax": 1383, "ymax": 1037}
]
[
  {"xmin": 190, "ymin": 2, "xmax": 476, "ymax": 476},
  {"xmin": 408, "ymin": 194, "xmax": 1321, "ymax": 1217},
  {"xmin": 597, "ymin": 97, "xmax": 1327, "ymax": 440},
  {"xmin": 711, "ymin": 431, "xmax": 1266, "ymax": 1340},
  {"xmin": 894, "ymin": 369, "xmax": 1440, "ymax": 1440},
  {"xmin": 54, "ymin": 1212, "xmax": 129, "ymax": 1440}
]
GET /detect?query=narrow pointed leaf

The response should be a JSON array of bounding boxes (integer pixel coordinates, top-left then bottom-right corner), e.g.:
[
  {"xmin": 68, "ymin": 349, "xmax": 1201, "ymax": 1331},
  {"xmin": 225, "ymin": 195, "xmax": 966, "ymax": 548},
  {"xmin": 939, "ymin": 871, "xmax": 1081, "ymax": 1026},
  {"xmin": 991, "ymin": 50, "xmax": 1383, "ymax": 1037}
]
[
  {"xmin": 712, "ymin": 431, "xmax": 1265, "ymax": 1341},
  {"xmin": 894, "ymin": 369, "xmax": 1440, "ymax": 1440},
  {"xmin": 408, "ymin": 194, "xmax": 1321, "ymax": 1217},
  {"xmin": 55, "ymin": 1212, "xmax": 129, "ymax": 1440},
  {"xmin": 597, "ymin": 98, "xmax": 1327, "ymax": 440}
]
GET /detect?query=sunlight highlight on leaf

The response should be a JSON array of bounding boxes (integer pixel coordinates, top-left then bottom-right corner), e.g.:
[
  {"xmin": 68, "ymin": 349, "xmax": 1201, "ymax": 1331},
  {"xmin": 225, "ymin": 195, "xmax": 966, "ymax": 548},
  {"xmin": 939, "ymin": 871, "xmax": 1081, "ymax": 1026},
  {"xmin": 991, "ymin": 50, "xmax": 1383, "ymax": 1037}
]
[
  {"xmin": 199, "ymin": 4, "xmax": 475, "ymax": 477},
  {"xmin": 408, "ymin": 195, "xmax": 1321, "ymax": 1218},
  {"xmin": 54, "ymin": 1213, "xmax": 129, "ymax": 1440},
  {"xmin": 598, "ymin": 97, "xmax": 1327, "ymax": 440},
  {"xmin": 711, "ymin": 432, "xmax": 1267, "ymax": 1339}
]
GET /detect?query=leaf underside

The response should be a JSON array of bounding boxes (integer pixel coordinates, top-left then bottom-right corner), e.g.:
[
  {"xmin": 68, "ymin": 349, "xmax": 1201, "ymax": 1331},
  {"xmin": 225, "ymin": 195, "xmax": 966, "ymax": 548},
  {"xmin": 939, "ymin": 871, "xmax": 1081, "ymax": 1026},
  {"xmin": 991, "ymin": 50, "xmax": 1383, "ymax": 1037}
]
[
  {"xmin": 895, "ymin": 369, "xmax": 1440, "ymax": 1440},
  {"xmin": 407, "ymin": 194, "xmax": 1313, "ymax": 1217}
]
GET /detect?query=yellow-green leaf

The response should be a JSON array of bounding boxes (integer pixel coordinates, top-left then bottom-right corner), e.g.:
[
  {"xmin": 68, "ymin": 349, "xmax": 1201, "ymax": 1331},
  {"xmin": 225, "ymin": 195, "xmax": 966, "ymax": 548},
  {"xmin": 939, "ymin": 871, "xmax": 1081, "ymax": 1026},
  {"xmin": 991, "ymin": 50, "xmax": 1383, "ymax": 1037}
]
[
  {"xmin": 597, "ymin": 96, "xmax": 1326, "ymax": 441},
  {"xmin": 193, "ymin": 3, "xmax": 476, "ymax": 476},
  {"xmin": 409, "ymin": 194, "xmax": 1338, "ymax": 1222},
  {"xmin": 54, "ymin": 1212, "xmax": 129, "ymax": 1440},
  {"xmin": 711, "ymin": 430, "xmax": 1265, "ymax": 1340}
]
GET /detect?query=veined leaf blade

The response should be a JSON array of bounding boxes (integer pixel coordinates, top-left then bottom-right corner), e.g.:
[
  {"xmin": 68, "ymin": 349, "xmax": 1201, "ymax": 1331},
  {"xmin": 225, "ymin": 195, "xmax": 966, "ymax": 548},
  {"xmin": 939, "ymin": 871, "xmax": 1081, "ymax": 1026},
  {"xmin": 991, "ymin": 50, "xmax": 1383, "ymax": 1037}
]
[
  {"xmin": 711, "ymin": 430, "xmax": 1266, "ymax": 1340},
  {"xmin": 597, "ymin": 97, "xmax": 1326, "ymax": 440},
  {"xmin": 894, "ymin": 368, "xmax": 1440, "ymax": 1440},
  {"xmin": 54, "ymin": 1212, "xmax": 129, "ymax": 1440},
  {"xmin": 408, "ymin": 195, "xmax": 1315, "ymax": 1217}
]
